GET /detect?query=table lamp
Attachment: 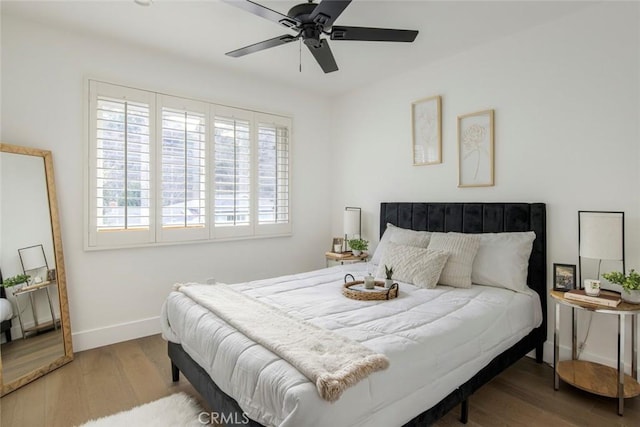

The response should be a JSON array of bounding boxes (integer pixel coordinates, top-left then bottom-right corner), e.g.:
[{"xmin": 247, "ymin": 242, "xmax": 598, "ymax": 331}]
[
  {"xmin": 18, "ymin": 244, "xmax": 49, "ymax": 284},
  {"xmin": 344, "ymin": 207, "xmax": 361, "ymax": 252},
  {"xmin": 578, "ymin": 211, "xmax": 624, "ymax": 288}
]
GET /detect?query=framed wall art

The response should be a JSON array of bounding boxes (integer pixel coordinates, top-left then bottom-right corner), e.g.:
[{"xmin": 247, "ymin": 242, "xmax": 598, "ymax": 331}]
[
  {"xmin": 553, "ymin": 263, "xmax": 576, "ymax": 292},
  {"xmin": 411, "ymin": 95, "xmax": 442, "ymax": 165},
  {"xmin": 458, "ymin": 109, "xmax": 494, "ymax": 187}
]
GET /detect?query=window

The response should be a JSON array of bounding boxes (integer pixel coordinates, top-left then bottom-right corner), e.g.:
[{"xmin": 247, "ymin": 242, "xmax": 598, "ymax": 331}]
[
  {"xmin": 87, "ymin": 81, "xmax": 292, "ymax": 249},
  {"xmin": 213, "ymin": 109, "xmax": 252, "ymax": 235}
]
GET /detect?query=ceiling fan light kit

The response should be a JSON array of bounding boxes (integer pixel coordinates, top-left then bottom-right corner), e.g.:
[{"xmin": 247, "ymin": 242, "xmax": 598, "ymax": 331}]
[{"xmin": 222, "ymin": 0, "xmax": 419, "ymax": 73}]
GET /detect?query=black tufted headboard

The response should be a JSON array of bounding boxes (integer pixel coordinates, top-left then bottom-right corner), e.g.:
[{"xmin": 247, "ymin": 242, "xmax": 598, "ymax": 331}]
[{"xmin": 380, "ymin": 202, "xmax": 547, "ymax": 342}]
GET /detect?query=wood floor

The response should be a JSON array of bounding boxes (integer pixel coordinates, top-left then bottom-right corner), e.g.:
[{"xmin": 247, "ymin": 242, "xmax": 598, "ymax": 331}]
[
  {"xmin": 1, "ymin": 334, "xmax": 639, "ymax": 426},
  {"xmin": 1, "ymin": 328, "xmax": 65, "ymax": 384}
]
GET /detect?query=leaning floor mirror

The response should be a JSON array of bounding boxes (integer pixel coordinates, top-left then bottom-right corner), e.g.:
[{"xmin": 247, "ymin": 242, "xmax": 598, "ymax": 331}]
[{"xmin": 0, "ymin": 142, "xmax": 73, "ymax": 396}]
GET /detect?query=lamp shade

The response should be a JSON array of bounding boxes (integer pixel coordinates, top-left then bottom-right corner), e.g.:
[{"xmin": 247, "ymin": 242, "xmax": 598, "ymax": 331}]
[
  {"xmin": 344, "ymin": 208, "xmax": 361, "ymax": 238},
  {"xmin": 579, "ymin": 212, "xmax": 623, "ymax": 260},
  {"xmin": 19, "ymin": 244, "xmax": 48, "ymax": 271}
]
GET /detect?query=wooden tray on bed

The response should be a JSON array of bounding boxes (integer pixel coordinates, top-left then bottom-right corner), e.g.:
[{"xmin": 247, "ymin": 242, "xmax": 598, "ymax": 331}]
[{"xmin": 342, "ymin": 281, "xmax": 398, "ymax": 301}]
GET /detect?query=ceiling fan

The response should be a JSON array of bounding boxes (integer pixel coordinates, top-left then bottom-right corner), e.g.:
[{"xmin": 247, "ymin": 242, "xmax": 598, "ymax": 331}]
[{"xmin": 222, "ymin": 0, "xmax": 419, "ymax": 73}]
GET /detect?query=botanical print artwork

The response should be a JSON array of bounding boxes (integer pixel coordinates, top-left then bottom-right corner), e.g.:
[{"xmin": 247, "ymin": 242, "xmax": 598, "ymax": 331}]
[
  {"xmin": 412, "ymin": 96, "xmax": 441, "ymax": 165},
  {"xmin": 458, "ymin": 110, "xmax": 494, "ymax": 187},
  {"xmin": 462, "ymin": 123, "xmax": 488, "ymax": 181}
]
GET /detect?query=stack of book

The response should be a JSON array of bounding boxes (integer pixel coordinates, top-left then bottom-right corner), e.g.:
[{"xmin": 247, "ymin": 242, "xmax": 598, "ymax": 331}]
[
  {"xmin": 325, "ymin": 251, "xmax": 367, "ymax": 260},
  {"xmin": 564, "ymin": 289, "xmax": 621, "ymax": 307}
]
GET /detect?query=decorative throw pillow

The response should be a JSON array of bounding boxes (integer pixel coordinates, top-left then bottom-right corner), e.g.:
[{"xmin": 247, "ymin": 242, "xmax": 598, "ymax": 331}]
[
  {"xmin": 376, "ymin": 242, "xmax": 449, "ymax": 289},
  {"xmin": 427, "ymin": 232, "xmax": 480, "ymax": 288},
  {"xmin": 370, "ymin": 223, "xmax": 432, "ymax": 266},
  {"xmin": 471, "ymin": 232, "xmax": 536, "ymax": 293}
]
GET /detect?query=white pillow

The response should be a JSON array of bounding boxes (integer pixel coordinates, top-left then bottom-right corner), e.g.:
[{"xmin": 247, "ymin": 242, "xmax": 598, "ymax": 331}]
[
  {"xmin": 471, "ymin": 232, "xmax": 535, "ymax": 293},
  {"xmin": 370, "ymin": 223, "xmax": 432, "ymax": 266},
  {"xmin": 376, "ymin": 242, "xmax": 449, "ymax": 289},
  {"xmin": 427, "ymin": 232, "xmax": 480, "ymax": 288}
]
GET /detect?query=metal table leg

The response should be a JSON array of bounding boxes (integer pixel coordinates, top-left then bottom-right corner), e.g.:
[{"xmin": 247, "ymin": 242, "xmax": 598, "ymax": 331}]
[
  {"xmin": 29, "ymin": 292, "xmax": 40, "ymax": 328},
  {"xmin": 14, "ymin": 292, "xmax": 26, "ymax": 339},
  {"xmin": 554, "ymin": 301, "xmax": 560, "ymax": 390},
  {"xmin": 572, "ymin": 307, "xmax": 577, "ymax": 360},
  {"xmin": 633, "ymin": 314, "xmax": 637, "ymax": 380},
  {"xmin": 618, "ymin": 313, "xmax": 626, "ymax": 416},
  {"xmin": 44, "ymin": 286, "xmax": 57, "ymax": 330}
]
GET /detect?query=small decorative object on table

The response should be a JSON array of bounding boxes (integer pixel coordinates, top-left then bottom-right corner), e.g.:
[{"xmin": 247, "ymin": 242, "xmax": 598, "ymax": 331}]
[
  {"xmin": 343, "ymin": 274, "xmax": 398, "ymax": 301},
  {"xmin": 602, "ymin": 270, "xmax": 640, "ymax": 304},
  {"xmin": 348, "ymin": 238, "xmax": 368, "ymax": 256},
  {"xmin": 331, "ymin": 237, "xmax": 344, "ymax": 254},
  {"xmin": 583, "ymin": 279, "xmax": 601, "ymax": 296},
  {"xmin": 553, "ymin": 263, "xmax": 576, "ymax": 292},
  {"xmin": 384, "ymin": 264, "xmax": 394, "ymax": 289}
]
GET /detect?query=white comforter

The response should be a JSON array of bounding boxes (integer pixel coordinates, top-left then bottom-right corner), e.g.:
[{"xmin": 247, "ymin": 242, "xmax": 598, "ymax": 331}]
[
  {"xmin": 0, "ymin": 298, "xmax": 13, "ymax": 322},
  {"xmin": 161, "ymin": 264, "xmax": 542, "ymax": 427}
]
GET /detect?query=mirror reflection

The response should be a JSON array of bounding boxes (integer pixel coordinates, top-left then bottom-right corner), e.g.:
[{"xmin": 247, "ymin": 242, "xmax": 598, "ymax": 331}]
[{"xmin": 0, "ymin": 143, "xmax": 73, "ymax": 395}]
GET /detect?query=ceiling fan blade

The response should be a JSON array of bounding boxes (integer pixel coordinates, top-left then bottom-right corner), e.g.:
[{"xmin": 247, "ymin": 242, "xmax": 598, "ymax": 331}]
[
  {"xmin": 331, "ymin": 26, "xmax": 418, "ymax": 42},
  {"xmin": 309, "ymin": 0, "xmax": 352, "ymax": 28},
  {"xmin": 222, "ymin": 0, "xmax": 299, "ymax": 29},
  {"xmin": 306, "ymin": 39, "xmax": 338, "ymax": 73},
  {"xmin": 226, "ymin": 34, "xmax": 298, "ymax": 57}
]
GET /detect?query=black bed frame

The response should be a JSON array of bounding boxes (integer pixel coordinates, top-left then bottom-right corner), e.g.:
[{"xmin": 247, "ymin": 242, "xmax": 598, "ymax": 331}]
[{"xmin": 169, "ymin": 202, "xmax": 547, "ymax": 426}]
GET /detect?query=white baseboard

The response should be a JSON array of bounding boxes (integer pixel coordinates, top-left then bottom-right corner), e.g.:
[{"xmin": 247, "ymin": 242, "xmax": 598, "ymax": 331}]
[{"xmin": 72, "ymin": 316, "xmax": 161, "ymax": 352}]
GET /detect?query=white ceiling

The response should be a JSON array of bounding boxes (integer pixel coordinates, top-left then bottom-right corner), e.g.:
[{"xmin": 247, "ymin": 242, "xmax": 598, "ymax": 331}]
[{"xmin": 2, "ymin": 0, "xmax": 594, "ymax": 96}]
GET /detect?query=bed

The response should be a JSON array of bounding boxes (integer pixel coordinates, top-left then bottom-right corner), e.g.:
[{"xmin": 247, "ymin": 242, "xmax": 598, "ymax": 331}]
[
  {"xmin": 1, "ymin": 273, "xmax": 13, "ymax": 343},
  {"xmin": 163, "ymin": 202, "xmax": 546, "ymax": 426}
]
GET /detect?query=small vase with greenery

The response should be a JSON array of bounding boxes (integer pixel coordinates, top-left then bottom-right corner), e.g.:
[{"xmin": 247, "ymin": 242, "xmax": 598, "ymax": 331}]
[
  {"xmin": 348, "ymin": 238, "xmax": 368, "ymax": 256},
  {"xmin": 2, "ymin": 273, "xmax": 30, "ymax": 288},
  {"xmin": 384, "ymin": 265, "xmax": 394, "ymax": 289},
  {"xmin": 602, "ymin": 269, "xmax": 640, "ymax": 304}
]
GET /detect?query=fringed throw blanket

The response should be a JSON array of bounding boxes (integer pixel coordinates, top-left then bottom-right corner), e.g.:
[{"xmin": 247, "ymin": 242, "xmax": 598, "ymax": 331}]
[{"xmin": 176, "ymin": 283, "xmax": 389, "ymax": 402}]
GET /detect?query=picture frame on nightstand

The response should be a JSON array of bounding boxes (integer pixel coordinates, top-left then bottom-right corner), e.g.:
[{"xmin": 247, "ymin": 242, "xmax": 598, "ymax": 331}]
[{"xmin": 553, "ymin": 263, "xmax": 576, "ymax": 292}]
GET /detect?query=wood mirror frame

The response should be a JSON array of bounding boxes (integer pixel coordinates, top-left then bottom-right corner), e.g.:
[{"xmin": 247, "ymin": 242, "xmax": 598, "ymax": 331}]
[{"xmin": 0, "ymin": 142, "xmax": 73, "ymax": 396}]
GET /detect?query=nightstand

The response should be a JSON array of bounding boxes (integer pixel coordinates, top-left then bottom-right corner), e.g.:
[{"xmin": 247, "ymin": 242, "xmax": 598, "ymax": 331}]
[
  {"xmin": 551, "ymin": 290, "xmax": 640, "ymax": 415},
  {"xmin": 325, "ymin": 252, "xmax": 368, "ymax": 267},
  {"xmin": 13, "ymin": 280, "xmax": 59, "ymax": 338}
]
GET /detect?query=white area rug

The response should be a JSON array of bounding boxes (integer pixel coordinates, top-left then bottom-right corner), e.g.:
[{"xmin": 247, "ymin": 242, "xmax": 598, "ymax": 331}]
[{"xmin": 79, "ymin": 393, "xmax": 203, "ymax": 427}]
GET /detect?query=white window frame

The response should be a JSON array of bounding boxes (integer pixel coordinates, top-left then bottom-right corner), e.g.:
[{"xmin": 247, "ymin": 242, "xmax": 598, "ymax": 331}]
[{"xmin": 86, "ymin": 80, "xmax": 292, "ymax": 250}]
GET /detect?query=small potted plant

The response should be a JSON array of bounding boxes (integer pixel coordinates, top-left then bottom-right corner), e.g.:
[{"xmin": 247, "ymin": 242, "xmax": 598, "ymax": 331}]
[
  {"xmin": 348, "ymin": 238, "xmax": 368, "ymax": 256},
  {"xmin": 602, "ymin": 269, "xmax": 640, "ymax": 304},
  {"xmin": 2, "ymin": 273, "xmax": 30, "ymax": 289},
  {"xmin": 384, "ymin": 265, "xmax": 394, "ymax": 289}
]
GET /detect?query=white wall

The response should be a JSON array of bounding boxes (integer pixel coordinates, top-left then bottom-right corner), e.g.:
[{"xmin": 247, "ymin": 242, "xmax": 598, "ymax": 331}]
[
  {"xmin": 1, "ymin": 15, "xmax": 333, "ymax": 351},
  {"xmin": 330, "ymin": 2, "xmax": 640, "ymax": 368}
]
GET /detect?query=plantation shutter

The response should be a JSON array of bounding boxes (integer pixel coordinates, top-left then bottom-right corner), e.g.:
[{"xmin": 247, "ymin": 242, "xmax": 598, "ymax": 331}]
[
  {"xmin": 258, "ymin": 123, "xmax": 289, "ymax": 224},
  {"xmin": 256, "ymin": 113, "xmax": 292, "ymax": 236},
  {"xmin": 212, "ymin": 107, "xmax": 252, "ymax": 237},
  {"xmin": 88, "ymin": 81, "xmax": 156, "ymax": 247},
  {"xmin": 156, "ymin": 96, "xmax": 209, "ymax": 242},
  {"xmin": 95, "ymin": 97, "xmax": 150, "ymax": 230},
  {"xmin": 88, "ymin": 80, "xmax": 292, "ymax": 249}
]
